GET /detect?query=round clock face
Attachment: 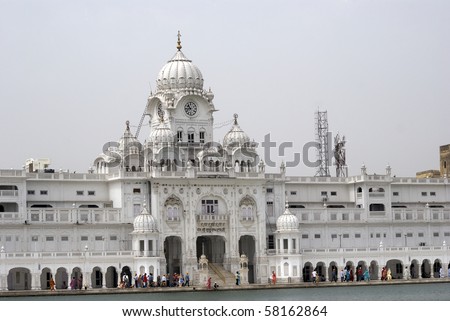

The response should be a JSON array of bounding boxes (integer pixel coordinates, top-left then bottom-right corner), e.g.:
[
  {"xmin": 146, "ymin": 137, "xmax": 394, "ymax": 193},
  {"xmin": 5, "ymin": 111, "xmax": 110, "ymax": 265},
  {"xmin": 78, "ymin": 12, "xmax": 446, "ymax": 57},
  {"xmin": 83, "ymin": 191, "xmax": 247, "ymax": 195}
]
[{"xmin": 184, "ymin": 102, "xmax": 198, "ymax": 117}]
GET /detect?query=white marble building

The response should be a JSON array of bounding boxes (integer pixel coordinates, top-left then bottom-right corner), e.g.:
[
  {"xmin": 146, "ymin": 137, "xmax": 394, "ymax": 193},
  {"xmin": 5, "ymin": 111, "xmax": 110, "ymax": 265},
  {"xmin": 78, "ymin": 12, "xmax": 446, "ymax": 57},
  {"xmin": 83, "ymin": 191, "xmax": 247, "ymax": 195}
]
[{"xmin": 1, "ymin": 36, "xmax": 449, "ymax": 290}]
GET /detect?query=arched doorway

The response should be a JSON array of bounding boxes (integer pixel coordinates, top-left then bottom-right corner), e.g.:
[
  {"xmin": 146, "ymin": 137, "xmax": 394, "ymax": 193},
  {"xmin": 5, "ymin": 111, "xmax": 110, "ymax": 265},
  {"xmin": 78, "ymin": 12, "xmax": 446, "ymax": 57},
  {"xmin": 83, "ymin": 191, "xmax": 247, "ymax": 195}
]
[
  {"xmin": 315, "ymin": 262, "xmax": 326, "ymax": 281},
  {"xmin": 421, "ymin": 259, "xmax": 431, "ymax": 278},
  {"xmin": 386, "ymin": 259, "xmax": 403, "ymax": 279},
  {"xmin": 121, "ymin": 266, "xmax": 132, "ymax": 288},
  {"xmin": 196, "ymin": 235, "xmax": 226, "ymax": 265},
  {"xmin": 328, "ymin": 261, "xmax": 338, "ymax": 282},
  {"xmin": 8, "ymin": 268, "xmax": 31, "ymax": 290},
  {"xmin": 433, "ymin": 259, "xmax": 442, "ymax": 278},
  {"xmin": 410, "ymin": 260, "xmax": 419, "ymax": 279},
  {"xmin": 40, "ymin": 268, "xmax": 52, "ymax": 290},
  {"xmin": 55, "ymin": 267, "xmax": 69, "ymax": 289},
  {"xmin": 106, "ymin": 266, "xmax": 118, "ymax": 288},
  {"xmin": 91, "ymin": 266, "xmax": 103, "ymax": 288},
  {"xmin": 165, "ymin": 236, "xmax": 183, "ymax": 274},
  {"xmin": 239, "ymin": 235, "xmax": 255, "ymax": 283},
  {"xmin": 70, "ymin": 267, "xmax": 83, "ymax": 289},
  {"xmin": 356, "ymin": 261, "xmax": 367, "ymax": 281},
  {"xmin": 345, "ymin": 261, "xmax": 355, "ymax": 281},
  {"xmin": 369, "ymin": 260, "xmax": 379, "ymax": 280},
  {"xmin": 303, "ymin": 262, "xmax": 313, "ymax": 282}
]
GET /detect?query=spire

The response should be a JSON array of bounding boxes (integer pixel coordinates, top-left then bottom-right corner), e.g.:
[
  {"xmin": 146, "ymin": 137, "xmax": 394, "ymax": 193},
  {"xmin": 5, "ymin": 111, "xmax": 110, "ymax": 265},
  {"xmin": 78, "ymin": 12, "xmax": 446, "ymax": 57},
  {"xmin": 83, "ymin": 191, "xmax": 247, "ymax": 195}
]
[
  {"xmin": 125, "ymin": 120, "xmax": 130, "ymax": 131},
  {"xmin": 177, "ymin": 30, "xmax": 182, "ymax": 51},
  {"xmin": 233, "ymin": 113, "xmax": 238, "ymax": 125}
]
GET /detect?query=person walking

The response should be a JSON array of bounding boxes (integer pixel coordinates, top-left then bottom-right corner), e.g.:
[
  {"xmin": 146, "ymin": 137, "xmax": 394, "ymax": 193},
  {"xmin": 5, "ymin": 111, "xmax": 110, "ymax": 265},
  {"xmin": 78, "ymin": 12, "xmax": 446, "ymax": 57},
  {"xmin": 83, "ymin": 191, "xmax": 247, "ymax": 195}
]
[
  {"xmin": 49, "ymin": 276, "xmax": 56, "ymax": 291},
  {"xmin": 271, "ymin": 271, "xmax": 276, "ymax": 285}
]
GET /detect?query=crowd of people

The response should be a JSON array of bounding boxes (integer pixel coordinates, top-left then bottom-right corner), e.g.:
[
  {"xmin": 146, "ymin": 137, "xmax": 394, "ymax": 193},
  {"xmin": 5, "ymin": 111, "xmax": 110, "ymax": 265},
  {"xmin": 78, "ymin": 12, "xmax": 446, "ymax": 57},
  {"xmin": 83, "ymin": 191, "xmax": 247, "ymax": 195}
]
[{"xmin": 119, "ymin": 272, "xmax": 191, "ymax": 289}]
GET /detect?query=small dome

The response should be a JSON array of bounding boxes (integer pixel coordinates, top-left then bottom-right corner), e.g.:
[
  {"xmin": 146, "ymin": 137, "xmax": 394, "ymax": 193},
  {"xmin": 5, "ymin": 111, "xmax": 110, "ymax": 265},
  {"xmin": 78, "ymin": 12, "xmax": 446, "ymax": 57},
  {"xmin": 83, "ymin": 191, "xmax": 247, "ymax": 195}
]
[
  {"xmin": 133, "ymin": 205, "xmax": 157, "ymax": 233},
  {"xmin": 156, "ymin": 50, "xmax": 204, "ymax": 91},
  {"xmin": 276, "ymin": 202, "xmax": 299, "ymax": 232},
  {"xmin": 223, "ymin": 114, "xmax": 250, "ymax": 148},
  {"xmin": 148, "ymin": 118, "xmax": 174, "ymax": 146},
  {"xmin": 118, "ymin": 121, "xmax": 140, "ymax": 154}
]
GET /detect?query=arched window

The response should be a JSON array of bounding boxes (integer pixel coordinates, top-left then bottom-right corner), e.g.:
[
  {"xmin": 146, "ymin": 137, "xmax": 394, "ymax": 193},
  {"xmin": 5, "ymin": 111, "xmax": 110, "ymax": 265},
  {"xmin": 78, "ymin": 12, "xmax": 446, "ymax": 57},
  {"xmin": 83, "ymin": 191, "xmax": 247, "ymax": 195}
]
[
  {"xmin": 165, "ymin": 196, "xmax": 182, "ymax": 221},
  {"xmin": 167, "ymin": 206, "xmax": 179, "ymax": 221},
  {"xmin": 357, "ymin": 187, "xmax": 362, "ymax": 193},
  {"xmin": 283, "ymin": 262, "xmax": 289, "ymax": 276},
  {"xmin": 240, "ymin": 196, "xmax": 255, "ymax": 221}
]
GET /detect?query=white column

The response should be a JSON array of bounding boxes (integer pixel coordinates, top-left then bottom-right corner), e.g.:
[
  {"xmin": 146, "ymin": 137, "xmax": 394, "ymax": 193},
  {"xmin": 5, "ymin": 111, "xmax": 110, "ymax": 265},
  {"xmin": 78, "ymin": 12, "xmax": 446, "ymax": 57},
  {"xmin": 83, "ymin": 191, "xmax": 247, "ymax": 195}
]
[{"xmin": 0, "ymin": 247, "xmax": 6, "ymax": 290}]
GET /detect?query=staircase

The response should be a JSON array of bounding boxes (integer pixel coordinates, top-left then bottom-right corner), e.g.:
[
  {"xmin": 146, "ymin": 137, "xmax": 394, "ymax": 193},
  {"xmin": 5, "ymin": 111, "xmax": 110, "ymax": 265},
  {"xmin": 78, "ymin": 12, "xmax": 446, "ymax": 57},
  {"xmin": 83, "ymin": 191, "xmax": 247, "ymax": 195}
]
[{"xmin": 208, "ymin": 263, "xmax": 236, "ymax": 287}]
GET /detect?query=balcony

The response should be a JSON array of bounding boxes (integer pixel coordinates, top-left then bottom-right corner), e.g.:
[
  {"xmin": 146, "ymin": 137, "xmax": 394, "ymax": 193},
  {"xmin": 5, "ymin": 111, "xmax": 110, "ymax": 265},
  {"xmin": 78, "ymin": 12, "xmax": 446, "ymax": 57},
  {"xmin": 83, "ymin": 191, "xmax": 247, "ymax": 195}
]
[
  {"xmin": 26, "ymin": 208, "xmax": 122, "ymax": 224},
  {"xmin": 196, "ymin": 214, "xmax": 228, "ymax": 222},
  {"xmin": 0, "ymin": 190, "xmax": 19, "ymax": 197}
]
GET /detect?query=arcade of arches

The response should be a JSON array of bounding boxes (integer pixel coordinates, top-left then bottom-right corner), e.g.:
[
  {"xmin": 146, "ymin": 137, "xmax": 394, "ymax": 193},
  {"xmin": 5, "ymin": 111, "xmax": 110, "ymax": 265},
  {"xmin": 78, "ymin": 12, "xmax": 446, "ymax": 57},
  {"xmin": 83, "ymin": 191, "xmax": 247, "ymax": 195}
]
[
  {"xmin": 4, "ymin": 257, "xmax": 448, "ymax": 290},
  {"xmin": 302, "ymin": 258, "xmax": 449, "ymax": 282}
]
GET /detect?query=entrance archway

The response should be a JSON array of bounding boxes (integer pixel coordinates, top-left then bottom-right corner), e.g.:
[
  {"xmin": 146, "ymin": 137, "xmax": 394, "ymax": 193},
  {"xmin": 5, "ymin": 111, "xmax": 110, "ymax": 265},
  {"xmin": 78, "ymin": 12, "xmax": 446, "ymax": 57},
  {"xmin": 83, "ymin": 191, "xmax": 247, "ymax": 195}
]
[
  {"xmin": 165, "ymin": 236, "xmax": 183, "ymax": 274},
  {"xmin": 239, "ymin": 235, "xmax": 255, "ymax": 283},
  {"xmin": 196, "ymin": 235, "xmax": 226, "ymax": 264}
]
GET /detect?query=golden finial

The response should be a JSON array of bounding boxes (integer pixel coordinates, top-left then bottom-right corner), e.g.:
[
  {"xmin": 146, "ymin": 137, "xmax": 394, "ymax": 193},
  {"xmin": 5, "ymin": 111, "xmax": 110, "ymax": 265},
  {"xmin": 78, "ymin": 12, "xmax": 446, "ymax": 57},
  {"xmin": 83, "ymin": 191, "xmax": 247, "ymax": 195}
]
[{"xmin": 177, "ymin": 30, "xmax": 182, "ymax": 51}]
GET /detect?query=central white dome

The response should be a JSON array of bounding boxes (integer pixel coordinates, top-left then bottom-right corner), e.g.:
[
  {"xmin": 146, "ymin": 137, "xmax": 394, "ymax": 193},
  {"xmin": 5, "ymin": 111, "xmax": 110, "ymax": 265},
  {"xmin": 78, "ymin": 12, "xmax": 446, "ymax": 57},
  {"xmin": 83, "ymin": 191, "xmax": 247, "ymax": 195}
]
[{"xmin": 156, "ymin": 50, "xmax": 204, "ymax": 91}]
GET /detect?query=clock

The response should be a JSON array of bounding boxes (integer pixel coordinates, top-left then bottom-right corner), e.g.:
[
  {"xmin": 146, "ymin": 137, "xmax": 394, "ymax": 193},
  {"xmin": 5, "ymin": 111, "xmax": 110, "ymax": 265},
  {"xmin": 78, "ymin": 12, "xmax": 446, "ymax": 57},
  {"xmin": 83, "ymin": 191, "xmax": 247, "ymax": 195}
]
[{"xmin": 184, "ymin": 102, "xmax": 198, "ymax": 117}]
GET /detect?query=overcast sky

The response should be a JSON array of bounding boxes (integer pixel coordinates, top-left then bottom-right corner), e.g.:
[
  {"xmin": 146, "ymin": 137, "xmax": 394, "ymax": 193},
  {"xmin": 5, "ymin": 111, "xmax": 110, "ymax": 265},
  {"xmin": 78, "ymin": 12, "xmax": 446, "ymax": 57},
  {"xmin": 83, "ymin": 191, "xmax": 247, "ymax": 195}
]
[{"xmin": 0, "ymin": 0, "xmax": 449, "ymax": 177}]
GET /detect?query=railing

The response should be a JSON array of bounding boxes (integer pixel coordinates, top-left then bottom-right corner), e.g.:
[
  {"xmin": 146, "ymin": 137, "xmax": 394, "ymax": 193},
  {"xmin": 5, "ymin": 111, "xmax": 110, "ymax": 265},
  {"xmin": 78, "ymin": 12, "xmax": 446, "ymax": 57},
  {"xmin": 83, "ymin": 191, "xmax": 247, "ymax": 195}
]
[
  {"xmin": 266, "ymin": 246, "xmax": 449, "ymax": 256},
  {"xmin": 26, "ymin": 208, "xmax": 122, "ymax": 224},
  {"xmin": 0, "ymin": 212, "xmax": 21, "ymax": 221},
  {"xmin": 208, "ymin": 262, "xmax": 226, "ymax": 285},
  {"xmin": 26, "ymin": 172, "xmax": 108, "ymax": 180},
  {"xmin": 196, "ymin": 214, "xmax": 228, "ymax": 221},
  {"xmin": 2, "ymin": 250, "xmax": 139, "ymax": 259},
  {"xmin": 0, "ymin": 190, "xmax": 19, "ymax": 197},
  {"xmin": 0, "ymin": 169, "xmax": 24, "ymax": 177}
]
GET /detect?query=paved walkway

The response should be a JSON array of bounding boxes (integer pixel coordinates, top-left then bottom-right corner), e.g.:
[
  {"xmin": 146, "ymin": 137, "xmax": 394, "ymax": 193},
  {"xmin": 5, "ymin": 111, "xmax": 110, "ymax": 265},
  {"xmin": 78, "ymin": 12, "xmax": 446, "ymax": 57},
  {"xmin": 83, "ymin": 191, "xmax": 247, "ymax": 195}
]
[{"xmin": 1, "ymin": 278, "xmax": 450, "ymax": 298}]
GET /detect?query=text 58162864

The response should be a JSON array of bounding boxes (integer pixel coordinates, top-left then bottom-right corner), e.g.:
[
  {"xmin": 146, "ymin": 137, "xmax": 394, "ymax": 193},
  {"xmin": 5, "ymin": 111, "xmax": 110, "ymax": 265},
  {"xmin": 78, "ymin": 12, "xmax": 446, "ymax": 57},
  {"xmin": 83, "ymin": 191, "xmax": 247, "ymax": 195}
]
[{"xmin": 264, "ymin": 305, "xmax": 327, "ymax": 317}]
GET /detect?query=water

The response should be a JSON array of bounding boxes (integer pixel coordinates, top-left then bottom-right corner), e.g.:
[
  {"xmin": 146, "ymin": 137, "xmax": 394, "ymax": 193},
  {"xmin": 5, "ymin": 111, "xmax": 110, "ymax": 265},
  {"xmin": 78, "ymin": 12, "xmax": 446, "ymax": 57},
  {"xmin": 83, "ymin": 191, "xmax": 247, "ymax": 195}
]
[{"xmin": 3, "ymin": 282, "xmax": 450, "ymax": 301}]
